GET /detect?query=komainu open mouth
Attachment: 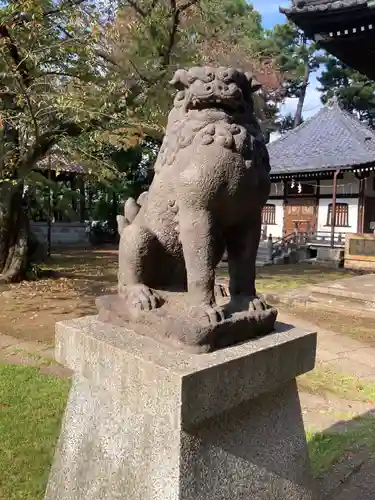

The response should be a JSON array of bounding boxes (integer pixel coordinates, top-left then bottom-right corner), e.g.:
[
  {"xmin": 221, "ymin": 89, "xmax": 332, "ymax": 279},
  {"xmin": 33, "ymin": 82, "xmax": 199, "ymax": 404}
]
[{"xmin": 186, "ymin": 98, "xmax": 243, "ymax": 114}]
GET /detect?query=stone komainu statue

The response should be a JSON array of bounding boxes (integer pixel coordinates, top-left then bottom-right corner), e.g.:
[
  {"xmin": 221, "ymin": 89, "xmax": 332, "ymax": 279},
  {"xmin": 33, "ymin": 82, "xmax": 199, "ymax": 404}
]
[{"xmin": 98, "ymin": 66, "xmax": 277, "ymax": 352}]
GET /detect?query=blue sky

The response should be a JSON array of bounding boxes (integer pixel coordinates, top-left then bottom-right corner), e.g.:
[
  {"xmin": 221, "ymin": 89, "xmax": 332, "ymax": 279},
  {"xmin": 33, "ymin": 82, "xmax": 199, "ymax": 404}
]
[
  {"xmin": 251, "ymin": 1, "xmax": 290, "ymax": 29},
  {"xmin": 252, "ymin": 1, "xmax": 323, "ymax": 123}
]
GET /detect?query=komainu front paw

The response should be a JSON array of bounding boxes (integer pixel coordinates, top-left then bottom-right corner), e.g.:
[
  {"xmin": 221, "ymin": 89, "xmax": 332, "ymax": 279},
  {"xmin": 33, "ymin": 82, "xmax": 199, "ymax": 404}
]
[
  {"xmin": 122, "ymin": 284, "xmax": 162, "ymax": 311},
  {"xmin": 248, "ymin": 296, "xmax": 268, "ymax": 314},
  {"xmin": 215, "ymin": 283, "xmax": 230, "ymax": 298},
  {"xmin": 191, "ymin": 303, "xmax": 226, "ymax": 325},
  {"xmin": 225, "ymin": 294, "xmax": 269, "ymax": 316}
]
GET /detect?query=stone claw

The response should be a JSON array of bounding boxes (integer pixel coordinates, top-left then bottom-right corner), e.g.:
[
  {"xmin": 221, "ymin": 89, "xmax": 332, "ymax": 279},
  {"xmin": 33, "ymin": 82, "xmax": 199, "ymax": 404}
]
[
  {"xmin": 248, "ymin": 296, "xmax": 267, "ymax": 314},
  {"xmin": 125, "ymin": 284, "xmax": 162, "ymax": 312},
  {"xmin": 191, "ymin": 303, "xmax": 226, "ymax": 325},
  {"xmin": 215, "ymin": 283, "xmax": 230, "ymax": 298}
]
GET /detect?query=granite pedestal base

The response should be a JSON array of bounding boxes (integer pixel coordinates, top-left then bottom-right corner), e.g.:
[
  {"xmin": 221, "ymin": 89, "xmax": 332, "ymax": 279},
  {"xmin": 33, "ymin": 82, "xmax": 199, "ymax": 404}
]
[{"xmin": 45, "ymin": 316, "xmax": 317, "ymax": 500}]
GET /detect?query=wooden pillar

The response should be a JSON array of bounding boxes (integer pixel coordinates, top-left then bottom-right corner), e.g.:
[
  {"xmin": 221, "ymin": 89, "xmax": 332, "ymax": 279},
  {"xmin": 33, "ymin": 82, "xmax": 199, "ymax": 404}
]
[
  {"xmin": 283, "ymin": 179, "xmax": 288, "ymax": 236},
  {"xmin": 331, "ymin": 169, "xmax": 341, "ymax": 248},
  {"xmin": 357, "ymin": 175, "xmax": 365, "ymax": 234},
  {"xmin": 78, "ymin": 177, "xmax": 86, "ymax": 223},
  {"xmin": 71, "ymin": 176, "xmax": 77, "ymax": 217},
  {"xmin": 314, "ymin": 178, "xmax": 320, "ymax": 236},
  {"xmin": 51, "ymin": 170, "xmax": 59, "ymax": 222},
  {"xmin": 47, "ymin": 155, "xmax": 52, "ymax": 257}
]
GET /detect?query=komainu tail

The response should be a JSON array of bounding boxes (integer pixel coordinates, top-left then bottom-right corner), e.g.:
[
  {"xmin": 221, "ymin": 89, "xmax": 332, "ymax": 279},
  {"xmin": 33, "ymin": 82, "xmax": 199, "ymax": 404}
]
[{"xmin": 117, "ymin": 191, "xmax": 148, "ymax": 235}]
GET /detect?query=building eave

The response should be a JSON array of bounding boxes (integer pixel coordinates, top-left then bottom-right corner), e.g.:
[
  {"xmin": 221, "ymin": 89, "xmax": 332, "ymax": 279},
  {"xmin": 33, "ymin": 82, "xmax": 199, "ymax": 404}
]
[
  {"xmin": 281, "ymin": 0, "xmax": 369, "ymax": 16},
  {"xmin": 270, "ymin": 163, "xmax": 375, "ymax": 181}
]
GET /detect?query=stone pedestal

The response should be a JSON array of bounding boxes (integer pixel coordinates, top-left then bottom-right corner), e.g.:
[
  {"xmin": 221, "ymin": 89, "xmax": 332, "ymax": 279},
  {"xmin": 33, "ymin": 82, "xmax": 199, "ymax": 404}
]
[{"xmin": 45, "ymin": 316, "xmax": 317, "ymax": 500}]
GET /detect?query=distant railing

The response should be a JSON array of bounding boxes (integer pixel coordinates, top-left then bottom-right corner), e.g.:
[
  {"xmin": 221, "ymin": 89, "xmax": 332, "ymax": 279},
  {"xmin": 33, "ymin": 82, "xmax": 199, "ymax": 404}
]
[
  {"xmin": 266, "ymin": 224, "xmax": 346, "ymax": 262},
  {"xmin": 270, "ymin": 229, "xmax": 310, "ymax": 261},
  {"xmin": 308, "ymin": 230, "xmax": 345, "ymax": 247}
]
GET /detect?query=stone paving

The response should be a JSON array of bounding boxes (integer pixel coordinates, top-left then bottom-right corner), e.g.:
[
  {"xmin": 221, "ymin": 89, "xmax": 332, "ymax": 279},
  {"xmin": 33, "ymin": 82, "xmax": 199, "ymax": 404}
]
[
  {"xmin": 0, "ymin": 332, "xmax": 72, "ymax": 378},
  {"xmin": 1, "ymin": 312, "xmax": 375, "ymax": 498},
  {"xmin": 278, "ymin": 311, "xmax": 375, "ymax": 499},
  {"xmin": 279, "ymin": 311, "xmax": 375, "ymax": 382}
]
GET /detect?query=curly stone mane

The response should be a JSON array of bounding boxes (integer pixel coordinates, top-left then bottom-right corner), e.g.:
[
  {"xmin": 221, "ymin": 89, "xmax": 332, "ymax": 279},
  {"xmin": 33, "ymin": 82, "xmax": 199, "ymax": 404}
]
[{"xmin": 154, "ymin": 66, "xmax": 264, "ymax": 174}]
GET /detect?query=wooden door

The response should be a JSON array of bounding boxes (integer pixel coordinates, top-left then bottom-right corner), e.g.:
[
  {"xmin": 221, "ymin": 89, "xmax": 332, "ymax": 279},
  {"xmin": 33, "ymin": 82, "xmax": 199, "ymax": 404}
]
[{"xmin": 284, "ymin": 198, "xmax": 317, "ymax": 235}]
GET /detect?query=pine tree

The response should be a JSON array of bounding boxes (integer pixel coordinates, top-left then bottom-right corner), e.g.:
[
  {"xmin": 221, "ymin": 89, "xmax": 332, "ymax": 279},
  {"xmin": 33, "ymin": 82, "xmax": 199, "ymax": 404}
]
[
  {"xmin": 318, "ymin": 57, "xmax": 375, "ymax": 127},
  {"xmin": 265, "ymin": 21, "xmax": 324, "ymax": 127}
]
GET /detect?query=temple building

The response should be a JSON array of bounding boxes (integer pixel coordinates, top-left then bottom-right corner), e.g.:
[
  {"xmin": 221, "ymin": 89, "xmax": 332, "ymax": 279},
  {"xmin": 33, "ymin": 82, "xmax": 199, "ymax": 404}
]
[
  {"xmin": 263, "ymin": 99, "xmax": 375, "ymax": 246},
  {"xmin": 282, "ymin": 0, "xmax": 375, "ymax": 80}
]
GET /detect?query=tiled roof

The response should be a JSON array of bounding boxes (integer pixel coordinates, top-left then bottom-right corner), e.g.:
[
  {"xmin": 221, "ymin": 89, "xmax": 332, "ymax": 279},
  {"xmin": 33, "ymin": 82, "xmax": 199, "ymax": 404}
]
[
  {"xmin": 36, "ymin": 147, "xmax": 86, "ymax": 174},
  {"xmin": 282, "ymin": 0, "xmax": 368, "ymax": 15},
  {"xmin": 268, "ymin": 99, "xmax": 375, "ymax": 175}
]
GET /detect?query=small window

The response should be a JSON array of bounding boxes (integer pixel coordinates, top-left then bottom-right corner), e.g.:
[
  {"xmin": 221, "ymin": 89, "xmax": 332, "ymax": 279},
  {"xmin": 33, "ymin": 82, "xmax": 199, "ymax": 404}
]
[
  {"xmin": 262, "ymin": 204, "xmax": 276, "ymax": 225},
  {"xmin": 326, "ymin": 203, "xmax": 349, "ymax": 227}
]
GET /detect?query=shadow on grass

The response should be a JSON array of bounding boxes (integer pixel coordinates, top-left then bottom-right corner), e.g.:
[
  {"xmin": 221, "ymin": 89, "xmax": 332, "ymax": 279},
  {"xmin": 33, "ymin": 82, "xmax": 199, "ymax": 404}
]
[
  {"xmin": 308, "ymin": 407, "xmax": 375, "ymax": 492},
  {"xmin": 38, "ymin": 249, "xmax": 119, "ymax": 299}
]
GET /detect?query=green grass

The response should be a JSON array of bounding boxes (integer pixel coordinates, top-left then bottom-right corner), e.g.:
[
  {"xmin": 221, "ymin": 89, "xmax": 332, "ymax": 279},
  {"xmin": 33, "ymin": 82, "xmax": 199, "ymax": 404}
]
[
  {"xmin": 6, "ymin": 348, "xmax": 54, "ymax": 367},
  {"xmin": 307, "ymin": 416, "xmax": 375, "ymax": 476},
  {"xmin": 299, "ymin": 365, "xmax": 375, "ymax": 403},
  {"xmin": 217, "ymin": 264, "xmax": 355, "ymax": 293},
  {"xmin": 0, "ymin": 364, "xmax": 70, "ymax": 500},
  {"xmin": 301, "ymin": 366, "xmax": 375, "ymax": 476},
  {"xmin": 256, "ymin": 265, "xmax": 355, "ymax": 293}
]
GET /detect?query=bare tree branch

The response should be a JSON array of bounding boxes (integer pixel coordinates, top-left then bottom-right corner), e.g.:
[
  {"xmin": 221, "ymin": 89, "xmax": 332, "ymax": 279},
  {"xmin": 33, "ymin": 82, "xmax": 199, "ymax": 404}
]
[
  {"xmin": 159, "ymin": 0, "xmax": 198, "ymax": 69},
  {"xmin": 15, "ymin": 77, "xmax": 39, "ymax": 139},
  {"xmin": 43, "ymin": 0, "xmax": 87, "ymax": 17},
  {"xmin": 126, "ymin": 0, "xmax": 148, "ymax": 18},
  {"xmin": 179, "ymin": 0, "xmax": 198, "ymax": 12},
  {"xmin": 22, "ymin": 121, "xmax": 88, "ymax": 170},
  {"xmin": 0, "ymin": 25, "xmax": 32, "ymax": 87}
]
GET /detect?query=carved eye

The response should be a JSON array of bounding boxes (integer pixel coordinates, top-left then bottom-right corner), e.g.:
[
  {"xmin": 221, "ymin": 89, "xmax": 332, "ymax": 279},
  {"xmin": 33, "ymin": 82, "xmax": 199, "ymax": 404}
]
[{"xmin": 221, "ymin": 71, "xmax": 233, "ymax": 84}]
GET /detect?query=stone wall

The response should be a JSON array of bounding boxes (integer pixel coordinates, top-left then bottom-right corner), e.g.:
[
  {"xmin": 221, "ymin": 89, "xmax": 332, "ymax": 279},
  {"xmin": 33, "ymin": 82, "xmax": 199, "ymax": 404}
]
[
  {"xmin": 344, "ymin": 232, "xmax": 375, "ymax": 270},
  {"xmin": 31, "ymin": 222, "xmax": 89, "ymax": 248}
]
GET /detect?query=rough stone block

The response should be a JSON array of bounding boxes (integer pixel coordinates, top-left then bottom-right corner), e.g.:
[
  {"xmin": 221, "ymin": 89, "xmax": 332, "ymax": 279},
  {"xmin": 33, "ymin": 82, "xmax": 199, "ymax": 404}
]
[
  {"xmin": 317, "ymin": 248, "xmax": 344, "ymax": 268},
  {"xmin": 45, "ymin": 316, "xmax": 317, "ymax": 500}
]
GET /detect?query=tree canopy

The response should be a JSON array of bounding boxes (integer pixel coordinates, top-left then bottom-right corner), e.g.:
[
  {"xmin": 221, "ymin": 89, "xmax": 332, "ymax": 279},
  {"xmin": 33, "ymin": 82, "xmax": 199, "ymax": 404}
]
[
  {"xmin": 264, "ymin": 20, "xmax": 324, "ymax": 128},
  {"xmin": 0, "ymin": 0, "xmax": 283, "ymax": 281},
  {"xmin": 318, "ymin": 57, "xmax": 375, "ymax": 128},
  {"xmin": 0, "ymin": 0, "xmax": 282, "ymax": 179}
]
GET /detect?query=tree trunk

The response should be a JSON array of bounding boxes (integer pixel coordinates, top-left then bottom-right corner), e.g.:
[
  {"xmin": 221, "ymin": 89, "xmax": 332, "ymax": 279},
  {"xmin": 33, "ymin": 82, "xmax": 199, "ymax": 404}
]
[
  {"xmin": 294, "ymin": 63, "xmax": 310, "ymax": 128},
  {"xmin": 0, "ymin": 182, "xmax": 30, "ymax": 283}
]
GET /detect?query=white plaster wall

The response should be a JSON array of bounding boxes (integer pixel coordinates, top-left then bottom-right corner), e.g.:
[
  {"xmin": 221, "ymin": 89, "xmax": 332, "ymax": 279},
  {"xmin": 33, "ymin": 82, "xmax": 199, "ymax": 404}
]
[
  {"xmin": 320, "ymin": 172, "xmax": 359, "ymax": 196},
  {"xmin": 317, "ymin": 198, "xmax": 358, "ymax": 234},
  {"xmin": 269, "ymin": 182, "xmax": 284, "ymax": 197},
  {"xmin": 263, "ymin": 199, "xmax": 284, "ymax": 239}
]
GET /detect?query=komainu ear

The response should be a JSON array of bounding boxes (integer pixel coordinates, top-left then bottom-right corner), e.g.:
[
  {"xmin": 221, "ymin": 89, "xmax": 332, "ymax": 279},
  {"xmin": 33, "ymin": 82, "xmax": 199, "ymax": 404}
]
[
  {"xmin": 245, "ymin": 72, "xmax": 262, "ymax": 93},
  {"xmin": 169, "ymin": 69, "xmax": 190, "ymax": 90}
]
